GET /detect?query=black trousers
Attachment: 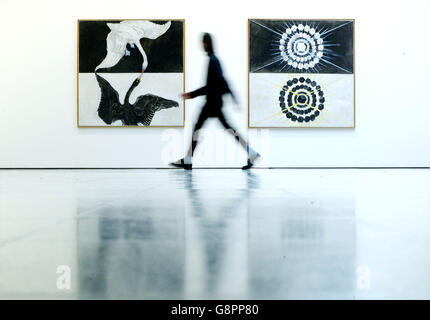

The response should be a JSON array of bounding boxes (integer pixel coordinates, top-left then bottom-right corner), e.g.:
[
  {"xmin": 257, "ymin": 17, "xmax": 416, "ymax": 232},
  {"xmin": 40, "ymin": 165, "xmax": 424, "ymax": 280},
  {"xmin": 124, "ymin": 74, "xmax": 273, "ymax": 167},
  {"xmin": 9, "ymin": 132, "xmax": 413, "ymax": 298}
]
[{"xmin": 188, "ymin": 97, "xmax": 249, "ymax": 157}]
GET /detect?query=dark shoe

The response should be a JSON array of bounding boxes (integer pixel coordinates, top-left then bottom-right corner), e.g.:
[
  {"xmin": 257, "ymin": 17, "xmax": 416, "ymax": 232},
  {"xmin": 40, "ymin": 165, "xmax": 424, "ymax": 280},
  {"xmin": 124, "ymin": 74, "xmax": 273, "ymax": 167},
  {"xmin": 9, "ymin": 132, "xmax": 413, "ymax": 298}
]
[
  {"xmin": 242, "ymin": 153, "xmax": 261, "ymax": 170},
  {"xmin": 170, "ymin": 159, "xmax": 192, "ymax": 170}
]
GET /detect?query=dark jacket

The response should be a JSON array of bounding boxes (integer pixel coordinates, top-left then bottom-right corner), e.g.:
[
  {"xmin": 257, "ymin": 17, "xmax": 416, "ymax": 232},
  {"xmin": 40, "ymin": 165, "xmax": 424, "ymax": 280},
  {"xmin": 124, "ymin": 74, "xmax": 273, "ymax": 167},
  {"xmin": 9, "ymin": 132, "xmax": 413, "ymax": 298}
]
[{"xmin": 189, "ymin": 53, "xmax": 236, "ymax": 103}]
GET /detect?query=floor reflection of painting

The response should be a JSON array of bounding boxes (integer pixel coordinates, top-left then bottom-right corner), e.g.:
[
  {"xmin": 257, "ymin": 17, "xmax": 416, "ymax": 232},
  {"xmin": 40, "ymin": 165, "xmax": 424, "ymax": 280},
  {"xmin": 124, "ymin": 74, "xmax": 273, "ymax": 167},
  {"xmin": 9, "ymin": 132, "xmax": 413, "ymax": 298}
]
[{"xmin": 77, "ymin": 206, "xmax": 185, "ymax": 299}]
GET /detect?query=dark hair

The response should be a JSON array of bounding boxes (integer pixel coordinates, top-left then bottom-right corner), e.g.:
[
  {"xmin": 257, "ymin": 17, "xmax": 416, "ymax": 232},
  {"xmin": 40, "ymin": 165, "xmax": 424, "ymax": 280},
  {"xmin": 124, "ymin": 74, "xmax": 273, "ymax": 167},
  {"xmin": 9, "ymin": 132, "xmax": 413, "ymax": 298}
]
[{"xmin": 202, "ymin": 32, "xmax": 214, "ymax": 54}]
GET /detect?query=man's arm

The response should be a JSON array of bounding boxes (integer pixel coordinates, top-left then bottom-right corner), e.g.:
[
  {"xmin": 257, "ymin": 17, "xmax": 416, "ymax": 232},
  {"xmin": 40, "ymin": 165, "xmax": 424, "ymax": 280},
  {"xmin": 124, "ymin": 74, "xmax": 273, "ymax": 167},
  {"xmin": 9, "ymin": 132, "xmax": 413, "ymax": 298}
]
[
  {"xmin": 212, "ymin": 58, "xmax": 238, "ymax": 104},
  {"xmin": 224, "ymin": 81, "xmax": 238, "ymax": 105},
  {"xmin": 187, "ymin": 86, "xmax": 208, "ymax": 99}
]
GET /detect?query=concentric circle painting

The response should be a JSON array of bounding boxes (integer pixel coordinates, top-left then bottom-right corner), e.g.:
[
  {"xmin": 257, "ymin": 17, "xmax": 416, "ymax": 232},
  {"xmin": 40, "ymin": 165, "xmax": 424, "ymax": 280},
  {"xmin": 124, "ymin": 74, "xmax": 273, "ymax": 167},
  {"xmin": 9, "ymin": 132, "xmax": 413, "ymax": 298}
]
[{"xmin": 248, "ymin": 19, "xmax": 355, "ymax": 128}]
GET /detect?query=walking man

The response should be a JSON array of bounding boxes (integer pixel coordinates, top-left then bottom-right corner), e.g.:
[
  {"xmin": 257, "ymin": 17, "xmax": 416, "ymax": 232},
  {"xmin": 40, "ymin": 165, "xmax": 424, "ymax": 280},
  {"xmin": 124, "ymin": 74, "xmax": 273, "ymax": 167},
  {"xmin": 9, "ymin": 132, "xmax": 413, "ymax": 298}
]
[{"xmin": 170, "ymin": 33, "xmax": 260, "ymax": 170}]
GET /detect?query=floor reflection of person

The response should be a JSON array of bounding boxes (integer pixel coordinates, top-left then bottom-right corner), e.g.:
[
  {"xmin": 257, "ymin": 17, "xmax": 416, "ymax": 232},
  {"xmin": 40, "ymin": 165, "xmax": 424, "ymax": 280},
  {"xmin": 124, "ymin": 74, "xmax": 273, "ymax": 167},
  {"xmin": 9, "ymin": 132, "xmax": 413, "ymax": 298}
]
[
  {"xmin": 170, "ymin": 33, "xmax": 260, "ymax": 170},
  {"xmin": 180, "ymin": 170, "xmax": 260, "ymax": 295}
]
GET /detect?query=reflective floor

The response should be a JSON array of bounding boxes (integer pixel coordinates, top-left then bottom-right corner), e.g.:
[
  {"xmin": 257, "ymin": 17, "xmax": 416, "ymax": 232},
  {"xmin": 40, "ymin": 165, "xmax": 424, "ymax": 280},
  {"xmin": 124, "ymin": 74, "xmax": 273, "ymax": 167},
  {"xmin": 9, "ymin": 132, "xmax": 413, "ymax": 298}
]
[{"xmin": 0, "ymin": 169, "xmax": 429, "ymax": 299}]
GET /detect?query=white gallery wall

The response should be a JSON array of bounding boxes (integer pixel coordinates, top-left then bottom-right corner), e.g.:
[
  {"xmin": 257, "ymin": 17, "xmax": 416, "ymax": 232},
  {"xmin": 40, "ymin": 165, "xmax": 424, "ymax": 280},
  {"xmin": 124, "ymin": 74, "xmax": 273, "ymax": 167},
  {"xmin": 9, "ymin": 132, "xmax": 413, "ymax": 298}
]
[{"xmin": 0, "ymin": 0, "xmax": 429, "ymax": 168}]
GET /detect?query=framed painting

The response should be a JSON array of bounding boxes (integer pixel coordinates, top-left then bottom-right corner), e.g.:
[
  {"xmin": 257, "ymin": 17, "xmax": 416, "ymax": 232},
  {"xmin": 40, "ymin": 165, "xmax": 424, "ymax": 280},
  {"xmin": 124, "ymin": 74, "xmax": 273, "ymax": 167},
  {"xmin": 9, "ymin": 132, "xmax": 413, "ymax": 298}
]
[
  {"xmin": 77, "ymin": 19, "xmax": 185, "ymax": 127},
  {"xmin": 248, "ymin": 19, "xmax": 355, "ymax": 128}
]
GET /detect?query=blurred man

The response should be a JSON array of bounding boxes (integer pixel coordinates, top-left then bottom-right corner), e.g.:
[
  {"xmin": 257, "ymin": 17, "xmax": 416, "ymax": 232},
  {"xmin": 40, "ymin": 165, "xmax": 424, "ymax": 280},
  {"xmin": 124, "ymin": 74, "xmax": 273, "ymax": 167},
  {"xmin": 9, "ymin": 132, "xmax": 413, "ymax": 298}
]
[{"xmin": 170, "ymin": 33, "xmax": 260, "ymax": 170}]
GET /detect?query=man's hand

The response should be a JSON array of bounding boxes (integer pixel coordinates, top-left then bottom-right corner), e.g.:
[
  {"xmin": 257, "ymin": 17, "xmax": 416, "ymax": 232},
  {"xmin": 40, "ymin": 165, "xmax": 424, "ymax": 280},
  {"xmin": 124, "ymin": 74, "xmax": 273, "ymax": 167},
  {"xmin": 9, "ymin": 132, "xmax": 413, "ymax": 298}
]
[
  {"xmin": 181, "ymin": 93, "xmax": 191, "ymax": 100},
  {"xmin": 233, "ymin": 103, "xmax": 243, "ymax": 112},
  {"xmin": 232, "ymin": 97, "xmax": 242, "ymax": 112}
]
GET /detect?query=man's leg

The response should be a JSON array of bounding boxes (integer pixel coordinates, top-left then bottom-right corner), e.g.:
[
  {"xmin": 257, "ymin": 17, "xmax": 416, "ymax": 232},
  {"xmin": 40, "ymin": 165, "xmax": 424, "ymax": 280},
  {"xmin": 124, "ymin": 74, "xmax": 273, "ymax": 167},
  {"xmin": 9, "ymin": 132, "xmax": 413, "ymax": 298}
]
[
  {"xmin": 170, "ymin": 107, "xmax": 210, "ymax": 169},
  {"xmin": 217, "ymin": 111, "xmax": 260, "ymax": 169},
  {"xmin": 186, "ymin": 108, "xmax": 210, "ymax": 161},
  {"xmin": 217, "ymin": 111, "xmax": 251, "ymax": 152}
]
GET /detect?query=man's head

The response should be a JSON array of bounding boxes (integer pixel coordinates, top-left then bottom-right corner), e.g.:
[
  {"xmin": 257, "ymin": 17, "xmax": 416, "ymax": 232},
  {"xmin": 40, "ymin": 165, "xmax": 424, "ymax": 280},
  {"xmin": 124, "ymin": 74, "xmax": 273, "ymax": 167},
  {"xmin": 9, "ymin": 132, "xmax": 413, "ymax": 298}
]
[{"xmin": 202, "ymin": 32, "xmax": 214, "ymax": 54}]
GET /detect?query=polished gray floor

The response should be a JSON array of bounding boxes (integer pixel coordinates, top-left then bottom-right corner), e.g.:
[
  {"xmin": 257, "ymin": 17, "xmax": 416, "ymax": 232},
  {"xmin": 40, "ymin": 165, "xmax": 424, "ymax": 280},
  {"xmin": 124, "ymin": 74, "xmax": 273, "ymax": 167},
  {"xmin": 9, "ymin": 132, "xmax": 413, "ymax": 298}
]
[{"xmin": 0, "ymin": 169, "xmax": 429, "ymax": 299}]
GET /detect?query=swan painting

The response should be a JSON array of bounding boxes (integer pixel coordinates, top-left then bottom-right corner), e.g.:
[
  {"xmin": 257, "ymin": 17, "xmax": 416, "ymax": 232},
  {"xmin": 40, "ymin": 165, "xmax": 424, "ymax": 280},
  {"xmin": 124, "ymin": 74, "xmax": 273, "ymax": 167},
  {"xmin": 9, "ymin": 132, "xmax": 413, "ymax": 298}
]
[
  {"xmin": 77, "ymin": 19, "xmax": 184, "ymax": 127},
  {"xmin": 96, "ymin": 74, "xmax": 179, "ymax": 126},
  {"xmin": 95, "ymin": 20, "xmax": 172, "ymax": 73}
]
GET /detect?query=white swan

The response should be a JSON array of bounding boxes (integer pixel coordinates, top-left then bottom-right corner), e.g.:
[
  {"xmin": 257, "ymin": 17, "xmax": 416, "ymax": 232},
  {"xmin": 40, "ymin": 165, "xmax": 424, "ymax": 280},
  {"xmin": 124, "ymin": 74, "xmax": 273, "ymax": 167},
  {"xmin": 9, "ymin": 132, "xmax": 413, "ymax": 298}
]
[{"xmin": 95, "ymin": 20, "xmax": 171, "ymax": 72}]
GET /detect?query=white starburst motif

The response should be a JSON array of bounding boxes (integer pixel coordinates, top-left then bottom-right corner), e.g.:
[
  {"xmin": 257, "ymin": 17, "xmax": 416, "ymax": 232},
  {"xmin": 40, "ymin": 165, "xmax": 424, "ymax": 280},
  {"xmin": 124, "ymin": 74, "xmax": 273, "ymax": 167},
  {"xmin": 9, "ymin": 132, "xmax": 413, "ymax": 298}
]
[
  {"xmin": 250, "ymin": 20, "xmax": 353, "ymax": 73},
  {"xmin": 279, "ymin": 24, "xmax": 324, "ymax": 71}
]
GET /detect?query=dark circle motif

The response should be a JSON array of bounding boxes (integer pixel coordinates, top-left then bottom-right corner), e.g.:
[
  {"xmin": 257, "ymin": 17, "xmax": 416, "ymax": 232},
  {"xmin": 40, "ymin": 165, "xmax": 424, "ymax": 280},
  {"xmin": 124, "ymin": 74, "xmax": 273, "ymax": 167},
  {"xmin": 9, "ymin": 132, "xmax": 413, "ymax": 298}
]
[
  {"xmin": 297, "ymin": 95, "xmax": 307, "ymax": 104},
  {"xmin": 279, "ymin": 77, "xmax": 325, "ymax": 123}
]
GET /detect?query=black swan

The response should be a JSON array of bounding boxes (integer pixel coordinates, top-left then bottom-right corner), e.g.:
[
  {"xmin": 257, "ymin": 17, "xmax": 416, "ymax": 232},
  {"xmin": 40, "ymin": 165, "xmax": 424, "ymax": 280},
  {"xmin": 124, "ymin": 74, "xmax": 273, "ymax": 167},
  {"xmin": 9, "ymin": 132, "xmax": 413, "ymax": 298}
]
[{"xmin": 96, "ymin": 74, "xmax": 179, "ymax": 126}]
